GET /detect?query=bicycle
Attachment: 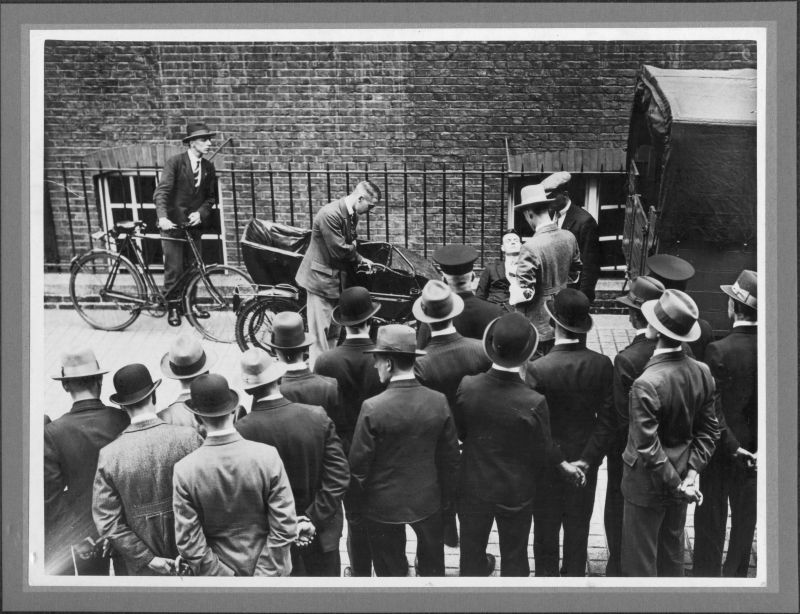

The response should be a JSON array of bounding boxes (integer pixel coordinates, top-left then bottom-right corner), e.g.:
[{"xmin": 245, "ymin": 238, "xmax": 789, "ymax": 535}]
[{"xmin": 69, "ymin": 220, "xmax": 255, "ymax": 343}]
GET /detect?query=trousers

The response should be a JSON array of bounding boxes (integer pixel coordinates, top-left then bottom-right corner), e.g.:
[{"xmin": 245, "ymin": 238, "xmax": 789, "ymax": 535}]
[
  {"xmin": 366, "ymin": 511, "xmax": 444, "ymax": 577},
  {"xmin": 290, "ymin": 541, "xmax": 341, "ymax": 577},
  {"xmin": 603, "ymin": 444, "xmax": 625, "ymax": 576},
  {"xmin": 345, "ymin": 512, "xmax": 373, "ymax": 577},
  {"xmin": 306, "ymin": 292, "xmax": 341, "ymax": 368},
  {"xmin": 621, "ymin": 498, "xmax": 687, "ymax": 577},
  {"xmin": 161, "ymin": 228, "xmax": 202, "ymax": 300}
]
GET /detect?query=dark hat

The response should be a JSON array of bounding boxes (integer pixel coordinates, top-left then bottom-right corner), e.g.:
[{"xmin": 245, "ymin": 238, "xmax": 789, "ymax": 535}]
[
  {"xmin": 266, "ymin": 312, "xmax": 314, "ymax": 350},
  {"xmin": 544, "ymin": 288, "xmax": 593, "ymax": 334},
  {"xmin": 186, "ymin": 374, "xmax": 240, "ymax": 418},
  {"xmin": 51, "ymin": 348, "xmax": 108, "ymax": 381},
  {"xmin": 646, "ymin": 254, "xmax": 695, "ymax": 290},
  {"xmin": 240, "ymin": 348, "xmax": 288, "ymax": 389},
  {"xmin": 412, "ymin": 280, "xmax": 465, "ymax": 324},
  {"xmin": 615, "ymin": 276, "xmax": 666, "ymax": 310},
  {"xmin": 433, "ymin": 245, "xmax": 478, "ymax": 275},
  {"xmin": 721, "ymin": 269, "xmax": 757, "ymax": 309},
  {"xmin": 483, "ymin": 312, "xmax": 539, "ymax": 368},
  {"xmin": 363, "ymin": 324, "xmax": 426, "ymax": 357},
  {"xmin": 182, "ymin": 122, "xmax": 216, "ymax": 143},
  {"xmin": 641, "ymin": 289, "xmax": 701, "ymax": 342},
  {"xmin": 332, "ymin": 286, "xmax": 381, "ymax": 327},
  {"xmin": 514, "ymin": 183, "xmax": 556, "ymax": 212},
  {"xmin": 109, "ymin": 364, "xmax": 161, "ymax": 406},
  {"xmin": 160, "ymin": 333, "xmax": 216, "ymax": 380}
]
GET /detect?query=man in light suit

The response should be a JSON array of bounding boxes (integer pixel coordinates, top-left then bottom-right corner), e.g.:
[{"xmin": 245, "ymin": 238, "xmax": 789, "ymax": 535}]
[
  {"xmin": 295, "ymin": 180, "xmax": 381, "ymax": 365},
  {"xmin": 620, "ymin": 290, "xmax": 720, "ymax": 576},
  {"xmin": 153, "ymin": 122, "xmax": 218, "ymax": 327},
  {"xmin": 173, "ymin": 374, "xmax": 309, "ymax": 576},
  {"xmin": 93, "ymin": 364, "xmax": 202, "ymax": 575}
]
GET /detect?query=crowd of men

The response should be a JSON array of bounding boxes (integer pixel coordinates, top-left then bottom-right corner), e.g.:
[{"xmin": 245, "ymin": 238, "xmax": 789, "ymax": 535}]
[{"xmin": 43, "ymin": 123, "xmax": 758, "ymax": 578}]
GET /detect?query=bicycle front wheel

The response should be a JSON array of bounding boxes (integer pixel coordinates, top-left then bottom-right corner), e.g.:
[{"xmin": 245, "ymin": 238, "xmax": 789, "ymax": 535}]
[
  {"xmin": 235, "ymin": 296, "xmax": 304, "ymax": 352},
  {"xmin": 184, "ymin": 265, "xmax": 255, "ymax": 343},
  {"xmin": 69, "ymin": 250, "xmax": 146, "ymax": 331}
]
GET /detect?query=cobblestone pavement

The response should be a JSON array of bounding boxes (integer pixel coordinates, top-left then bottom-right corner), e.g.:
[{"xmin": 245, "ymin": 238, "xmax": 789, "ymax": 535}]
[{"xmin": 39, "ymin": 308, "xmax": 756, "ymax": 578}]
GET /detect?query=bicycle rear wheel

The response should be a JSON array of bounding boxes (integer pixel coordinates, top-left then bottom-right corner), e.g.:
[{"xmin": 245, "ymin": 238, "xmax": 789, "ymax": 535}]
[
  {"xmin": 184, "ymin": 265, "xmax": 255, "ymax": 343},
  {"xmin": 69, "ymin": 250, "xmax": 146, "ymax": 331},
  {"xmin": 235, "ymin": 296, "xmax": 304, "ymax": 352}
]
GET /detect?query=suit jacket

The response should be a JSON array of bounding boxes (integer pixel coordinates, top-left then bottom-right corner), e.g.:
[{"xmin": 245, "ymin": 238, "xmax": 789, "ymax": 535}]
[
  {"xmin": 704, "ymin": 326, "xmax": 757, "ymax": 455},
  {"xmin": 153, "ymin": 152, "xmax": 216, "ymax": 227},
  {"xmin": 279, "ymin": 367, "xmax": 339, "ymax": 421},
  {"xmin": 173, "ymin": 431, "xmax": 297, "ymax": 576},
  {"xmin": 516, "ymin": 223, "xmax": 582, "ymax": 342},
  {"xmin": 43, "ymin": 399, "xmax": 130, "ymax": 572},
  {"xmin": 612, "ymin": 334, "xmax": 657, "ymax": 451},
  {"xmin": 687, "ymin": 317, "xmax": 714, "ymax": 363},
  {"xmin": 417, "ymin": 292, "xmax": 504, "ymax": 348},
  {"xmin": 560, "ymin": 204, "xmax": 600, "ymax": 303},
  {"xmin": 235, "ymin": 397, "xmax": 349, "ymax": 552},
  {"xmin": 92, "ymin": 418, "xmax": 202, "ymax": 574},
  {"xmin": 314, "ymin": 337, "xmax": 386, "ymax": 450},
  {"xmin": 525, "ymin": 343, "xmax": 615, "ymax": 467},
  {"xmin": 413, "ymin": 331, "xmax": 492, "ymax": 436},
  {"xmin": 456, "ymin": 369, "xmax": 552, "ymax": 505},
  {"xmin": 295, "ymin": 198, "xmax": 361, "ymax": 300},
  {"xmin": 158, "ymin": 393, "xmax": 200, "ymax": 431},
  {"xmin": 621, "ymin": 350, "xmax": 720, "ymax": 506},
  {"xmin": 476, "ymin": 261, "xmax": 511, "ymax": 306},
  {"xmin": 349, "ymin": 379, "xmax": 460, "ymax": 523}
]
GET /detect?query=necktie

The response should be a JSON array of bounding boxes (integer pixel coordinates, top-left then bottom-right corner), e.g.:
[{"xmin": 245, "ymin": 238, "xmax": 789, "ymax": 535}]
[{"xmin": 193, "ymin": 161, "xmax": 201, "ymax": 188}]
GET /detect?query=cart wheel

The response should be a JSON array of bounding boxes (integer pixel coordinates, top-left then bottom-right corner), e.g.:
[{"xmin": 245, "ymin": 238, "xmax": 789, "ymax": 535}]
[{"xmin": 235, "ymin": 296, "xmax": 305, "ymax": 352}]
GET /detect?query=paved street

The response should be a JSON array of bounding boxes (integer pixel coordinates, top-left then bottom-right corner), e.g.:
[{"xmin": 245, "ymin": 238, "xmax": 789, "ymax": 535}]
[{"xmin": 39, "ymin": 307, "xmax": 756, "ymax": 577}]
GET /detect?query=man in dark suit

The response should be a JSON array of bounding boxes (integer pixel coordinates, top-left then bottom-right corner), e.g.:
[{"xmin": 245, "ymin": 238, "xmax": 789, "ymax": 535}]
[
  {"xmin": 314, "ymin": 286, "xmax": 386, "ymax": 577},
  {"xmin": 604, "ymin": 275, "xmax": 666, "ymax": 576},
  {"xmin": 693, "ymin": 270, "xmax": 758, "ymax": 577},
  {"xmin": 349, "ymin": 325, "xmax": 460, "ymax": 577},
  {"xmin": 524, "ymin": 289, "xmax": 615, "ymax": 576},
  {"xmin": 476, "ymin": 229, "xmax": 522, "ymax": 309},
  {"xmin": 92, "ymin": 364, "xmax": 202, "ymax": 575},
  {"xmin": 455, "ymin": 312, "xmax": 551, "ymax": 576},
  {"xmin": 44, "ymin": 348, "xmax": 130, "ymax": 575},
  {"xmin": 620, "ymin": 290, "xmax": 720, "ymax": 577},
  {"xmin": 295, "ymin": 180, "xmax": 381, "ymax": 366},
  {"xmin": 237, "ymin": 348, "xmax": 349, "ymax": 577},
  {"xmin": 173, "ymin": 374, "xmax": 306, "ymax": 576},
  {"xmin": 153, "ymin": 122, "xmax": 219, "ymax": 326}
]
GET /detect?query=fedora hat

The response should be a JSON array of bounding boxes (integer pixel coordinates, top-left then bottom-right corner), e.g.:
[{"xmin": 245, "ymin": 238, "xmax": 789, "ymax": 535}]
[
  {"xmin": 433, "ymin": 245, "xmax": 479, "ymax": 275},
  {"xmin": 332, "ymin": 286, "xmax": 381, "ymax": 326},
  {"xmin": 641, "ymin": 289, "xmax": 701, "ymax": 342},
  {"xmin": 51, "ymin": 348, "xmax": 108, "ymax": 380},
  {"xmin": 240, "ymin": 348, "xmax": 288, "ymax": 390},
  {"xmin": 483, "ymin": 312, "xmax": 539, "ymax": 368},
  {"xmin": 363, "ymin": 324, "xmax": 426, "ymax": 357},
  {"xmin": 646, "ymin": 254, "xmax": 695, "ymax": 290},
  {"xmin": 182, "ymin": 122, "xmax": 216, "ymax": 143},
  {"xmin": 160, "ymin": 334, "xmax": 216, "ymax": 380},
  {"xmin": 412, "ymin": 280, "xmax": 465, "ymax": 324},
  {"xmin": 266, "ymin": 312, "xmax": 314, "ymax": 350},
  {"xmin": 109, "ymin": 364, "xmax": 161, "ymax": 406},
  {"xmin": 545, "ymin": 288, "xmax": 594, "ymax": 334},
  {"xmin": 615, "ymin": 275, "xmax": 666, "ymax": 310},
  {"xmin": 721, "ymin": 269, "xmax": 757, "ymax": 309},
  {"xmin": 185, "ymin": 374, "xmax": 240, "ymax": 418},
  {"xmin": 514, "ymin": 183, "xmax": 556, "ymax": 211}
]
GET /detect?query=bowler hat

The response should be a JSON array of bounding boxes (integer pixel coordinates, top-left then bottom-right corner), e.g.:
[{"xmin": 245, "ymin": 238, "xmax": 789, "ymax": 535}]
[
  {"xmin": 185, "ymin": 374, "xmax": 240, "ymax": 418},
  {"xmin": 182, "ymin": 122, "xmax": 216, "ymax": 143},
  {"xmin": 641, "ymin": 289, "xmax": 701, "ymax": 342},
  {"xmin": 266, "ymin": 312, "xmax": 314, "ymax": 350},
  {"xmin": 160, "ymin": 333, "xmax": 216, "ymax": 380},
  {"xmin": 332, "ymin": 286, "xmax": 381, "ymax": 327},
  {"xmin": 433, "ymin": 245, "xmax": 478, "ymax": 275},
  {"xmin": 363, "ymin": 324, "xmax": 426, "ymax": 357},
  {"xmin": 615, "ymin": 276, "xmax": 666, "ymax": 310},
  {"xmin": 544, "ymin": 288, "xmax": 594, "ymax": 334},
  {"xmin": 514, "ymin": 183, "xmax": 556, "ymax": 211},
  {"xmin": 483, "ymin": 312, "xmax": 539, "ymax": 368},
  {"xmin": 646, "ymin": 254, "xmax": 695, "ymax": 290},
  {"xmin": 51, "ymin": 348, "xmax": 108, "ymax": 380},
  {"xmin": 412, "ymin": 280, "xmax": 465, "ymax": 324},
  {"xmin": 240, "ymin": 348, "xmax": 288, "ymax": 390},
  {"xmin": 109, "ymin": 364, "xmax": 161, "ymax": 406},
  {"xmin": 721, "ymin": 269, "xmax": 757, "ymax": 309}
]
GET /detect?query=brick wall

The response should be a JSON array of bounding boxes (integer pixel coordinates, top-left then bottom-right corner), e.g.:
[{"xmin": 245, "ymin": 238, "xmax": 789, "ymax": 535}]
[{"xmin": 43, "ymin": 40, "xmax": 757, "ymax": 265}]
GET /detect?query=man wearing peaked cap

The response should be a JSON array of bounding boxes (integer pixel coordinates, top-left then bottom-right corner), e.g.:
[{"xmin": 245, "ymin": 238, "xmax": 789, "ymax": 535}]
[
  {"xmin": 620, "ymin": 289, "xmax": 720, "ymax": 577},
  {"xmin": 44, "ymin": 348, "xmax": 129, "ymax": 575},
  {"xmin": 349, "ymin": 324, "xmax": 460, "ymax": 577},
  {"xmin": 93, "ymin": 364, "xmax": 202, "ymax": 575},
  {"xmin": 524, "ymin": 289, "xmax": 615, "ymax": 577},
  {"xmin": 236, "ymin": 348, "xmax": 349, "ymax": 577},
  {"xmin": 693, "ymin": 270, "xmax": 758, "ymax": 577}
]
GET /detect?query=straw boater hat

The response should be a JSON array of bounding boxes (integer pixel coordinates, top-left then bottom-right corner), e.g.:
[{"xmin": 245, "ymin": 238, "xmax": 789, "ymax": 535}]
[
  {"xmin": 363, "ymin": 324, "xmax": 426, "ymax": 357},
  {"xmin": 412, "ymin": 280, "xmax": 465, "ymax": 324},
  {"xmin": 615, "ymin": 276, "xmax": 666, "ymax": 310},
  {"xmin": 182, "ymin": 122, "xmax": 216, "ymax": 143},
  {"xmin": 544, "ymin": 288, "xmax": 594, "ymax": 334},
  {"xmin": 51, "ymin": 348, "xmax": 108, "ymax": 381},
  {"xmin": 185, "ymin": 374, "xmax": 240, "ymax": 418},
  {"xmin": 482, "ymin": 312, "xmax": 539, "ymax": 368},
  {"xmin": 641, "ymin": 289, "xmax": 701, "ymax": 343},
  {"xmin": 332, "ymin": 286, "xmax": 381, "ymax": 327},
  {"xmin": 720, "ymin": 269, "xmax": 757, "ymax": 309},
  {"xmin": 109, "ymin": 364, "xmax": 161, "ymax": 407},
  {"xmin": 239, "ymin": 348, "xmax": 288, "ymax": 390},
  {"xmin": 266, "ymin": 312, "xmax": 314, "ymax": 350},
  {"xmin": 160, "ymin": 333, "xmax": 216, "ymax": 380}
]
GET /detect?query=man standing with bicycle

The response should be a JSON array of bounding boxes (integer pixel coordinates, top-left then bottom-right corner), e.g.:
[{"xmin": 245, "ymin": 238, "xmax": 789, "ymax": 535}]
[{"xmin": 154, "ymin": 122, "xmax": 218, "ymax": 327}]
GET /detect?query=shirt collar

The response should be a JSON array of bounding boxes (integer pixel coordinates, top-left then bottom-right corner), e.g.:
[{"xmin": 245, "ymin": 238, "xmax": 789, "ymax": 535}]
[
  {"xmin": 430, "ymin": 325, "xmax": 457, "ymax": 338},
  {"xmin": 345, "ymin": 199, "xmax": 355, "ymax": 217},
  {"xmin": 346, "ymin": 332, "xmax": 371, "ymax": 339},
  {"xmin": 492, "ymin": 363, "xmax": 521, "ymax": 373},
  {"xmin": 554, "ymin": 338, "xmax": 580, "ymax": 345},
  {"xmin": 283, "ymin": 362, "xmax": 308, "ymax": 372},
  {"xmin": 206, "ymin": 427, "xmax": 238, "ymax": 438},
  {"xmin": 187, "ymin": 150, "xmax": 202, "ymax": 165},
  {"xmin": 653, "ymin": 346, "xmax": 682, "ymax": 356},
  {"xmin": 130, "ymin": 412, "xmax": 159, "ymax": 425},
  {"xmin": 733, "ymin": 321, "xmax": 758, "ymax": 328},
  {"xmin": 256, "ymin": 392, "xmax": 284, "ymax": 402},
  {"xmin": 390, "ymin": 373, "xmax": 416, "ymax": 382},
  {"xmin": 636, "ymin": 328, "xmax": 649, "ymax": 336}
]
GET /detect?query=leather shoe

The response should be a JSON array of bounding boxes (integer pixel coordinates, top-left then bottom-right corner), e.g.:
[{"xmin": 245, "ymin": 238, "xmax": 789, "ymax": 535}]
[
  {"xmin": 167, "ymin": 307, "xmax": 181, "ymax": 327},
  {"xmin": 191, "ymin": 307, "xmax": 210, "ymax": 319},
  {"xmin": 484, "ymin": 553, "xmax": 496, "ymax": 576}
]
